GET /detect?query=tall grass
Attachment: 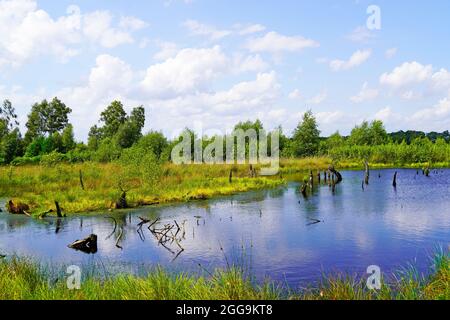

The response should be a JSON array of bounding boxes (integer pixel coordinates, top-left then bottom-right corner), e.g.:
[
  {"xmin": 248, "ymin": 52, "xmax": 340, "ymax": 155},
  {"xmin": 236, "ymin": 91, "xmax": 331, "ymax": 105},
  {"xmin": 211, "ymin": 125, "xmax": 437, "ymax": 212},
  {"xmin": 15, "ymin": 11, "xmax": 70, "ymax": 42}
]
[
  {"xmin": 0, "ymin": 156, "xmax": 449, "ymax": 215},
  {"xmin": 328, "ymin": 141, "xmax": 450, "ymax": 167},
  {"xmin": 0, "ymin": 162, "xmax": 287, "ymax": 214},
  {"xmin": 0, "ymin": 252, "xmax": 447, "ymax": 300}
]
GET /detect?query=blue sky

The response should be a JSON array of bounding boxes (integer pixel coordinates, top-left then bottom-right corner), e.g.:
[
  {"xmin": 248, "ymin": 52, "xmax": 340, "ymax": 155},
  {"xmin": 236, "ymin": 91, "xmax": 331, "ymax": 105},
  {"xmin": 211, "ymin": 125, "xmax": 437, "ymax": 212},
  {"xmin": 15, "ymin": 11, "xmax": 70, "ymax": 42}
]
[{"xmin": 1, "ymin": 0, "xmax": 450, "ymax": 141}]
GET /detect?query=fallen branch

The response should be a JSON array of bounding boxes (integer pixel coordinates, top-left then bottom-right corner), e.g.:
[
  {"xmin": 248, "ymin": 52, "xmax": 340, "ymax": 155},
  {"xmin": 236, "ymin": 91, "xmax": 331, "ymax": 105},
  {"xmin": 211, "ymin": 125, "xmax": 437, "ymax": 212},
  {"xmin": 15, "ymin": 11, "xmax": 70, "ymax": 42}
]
[
  {"xmin": 116, "ymin": 227, "xmax": 124, "ymax": 250},
  {"xmin": 104, "ymin": 217, "xmax": 118, "ymax": 240}
]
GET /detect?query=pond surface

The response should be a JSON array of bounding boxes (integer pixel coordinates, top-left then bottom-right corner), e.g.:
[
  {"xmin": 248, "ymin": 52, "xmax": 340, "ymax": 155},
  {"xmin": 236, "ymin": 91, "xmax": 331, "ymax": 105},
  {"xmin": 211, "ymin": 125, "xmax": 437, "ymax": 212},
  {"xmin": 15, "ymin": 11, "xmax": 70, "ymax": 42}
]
[{"xmin": 1, "ymin": 169, "xmax": 449, "ymax": 287}]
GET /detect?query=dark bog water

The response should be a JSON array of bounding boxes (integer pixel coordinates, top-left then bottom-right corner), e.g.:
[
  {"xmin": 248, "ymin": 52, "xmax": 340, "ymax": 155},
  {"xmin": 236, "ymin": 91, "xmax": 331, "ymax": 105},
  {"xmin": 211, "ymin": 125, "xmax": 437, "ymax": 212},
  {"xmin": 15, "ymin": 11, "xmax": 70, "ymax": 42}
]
[{"xmin": 1, "ymin": 169, "xmax": 449, "ymax": 287}]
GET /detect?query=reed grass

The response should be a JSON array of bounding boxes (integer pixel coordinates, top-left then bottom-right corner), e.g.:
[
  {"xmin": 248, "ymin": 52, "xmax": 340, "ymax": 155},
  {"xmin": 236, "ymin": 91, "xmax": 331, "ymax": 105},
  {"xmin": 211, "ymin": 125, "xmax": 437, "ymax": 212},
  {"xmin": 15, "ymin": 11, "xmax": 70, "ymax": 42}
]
[{"xmin": 0, "ymin": 252, "xmax": 447, "ymax": 300}]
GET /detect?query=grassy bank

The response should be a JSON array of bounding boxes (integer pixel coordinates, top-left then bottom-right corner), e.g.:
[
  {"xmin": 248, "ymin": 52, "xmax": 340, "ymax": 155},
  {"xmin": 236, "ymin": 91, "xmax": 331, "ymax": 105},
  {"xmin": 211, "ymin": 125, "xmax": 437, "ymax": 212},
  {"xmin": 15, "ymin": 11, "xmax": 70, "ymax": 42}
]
[
  {"xmin": 0, "ymin": 162, "xmax": 286, "ymax": 215},
  {"xmin": 0, "ymin": 157, "xmax": 448, "ymax": 215},
  {"xmin": 0, "ymin": 252, "xmax": 448, "ymax": 300}
]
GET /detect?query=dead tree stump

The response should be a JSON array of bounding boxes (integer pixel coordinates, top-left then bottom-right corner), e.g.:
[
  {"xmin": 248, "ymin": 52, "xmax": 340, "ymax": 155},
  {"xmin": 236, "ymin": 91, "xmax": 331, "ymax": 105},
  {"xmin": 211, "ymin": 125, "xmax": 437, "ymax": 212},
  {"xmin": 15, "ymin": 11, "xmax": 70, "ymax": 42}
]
[
  {"xmin": 68, "ymin": 234, "xmax": 98, "ymax": 254},
  {"xmin": 393, "ymin": 171, "xmax": 398, "ymax": 188}
]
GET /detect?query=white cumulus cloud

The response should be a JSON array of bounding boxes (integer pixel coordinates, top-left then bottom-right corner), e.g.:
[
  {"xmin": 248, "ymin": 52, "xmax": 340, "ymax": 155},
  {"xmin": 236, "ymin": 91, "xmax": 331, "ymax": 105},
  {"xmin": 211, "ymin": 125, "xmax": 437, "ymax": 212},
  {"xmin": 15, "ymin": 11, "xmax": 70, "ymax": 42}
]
[
  {"xmin": 245, "ymin": 31, "xmax": 319, "ymax": 53},
  {"xmin": 330, "ymin": 49, "xmax": 372, "ymax": 71},
  {"xmin": 350, "ymin": 82, "xmax": 378, "ymax": 103}
]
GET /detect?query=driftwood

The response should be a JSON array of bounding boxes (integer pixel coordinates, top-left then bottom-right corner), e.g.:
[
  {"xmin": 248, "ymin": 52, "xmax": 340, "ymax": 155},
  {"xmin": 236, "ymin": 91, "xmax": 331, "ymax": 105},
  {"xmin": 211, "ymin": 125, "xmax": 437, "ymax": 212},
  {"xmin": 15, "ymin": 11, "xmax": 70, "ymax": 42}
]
[
  {"xmin": 116, "ymin": 227, "xmax": 124, "ymax": 249},
  {"xmin": 307, "ymin": 218, "xmax": 321, "ymax": 226},
  {"xmin": 328, "ymin": 166, "xmax": 343, "ymax": 184},
  {"xmin": 68, "ymin": 234, "xmax": 97, "ymax": 254},
  {"xmin": 38, "ymin": 201, "xmax": 64, "ymax": 219},
  {"xmin": 38, "ymin": 209, "xmax": 54, "ymax": 219},
  {"xmin": 137, "ymin": 218, "xmax": 186, "ymax": 260},
  {"xmin": 7, "ymin": 200, "xmax": 30, "ymax": 215}
]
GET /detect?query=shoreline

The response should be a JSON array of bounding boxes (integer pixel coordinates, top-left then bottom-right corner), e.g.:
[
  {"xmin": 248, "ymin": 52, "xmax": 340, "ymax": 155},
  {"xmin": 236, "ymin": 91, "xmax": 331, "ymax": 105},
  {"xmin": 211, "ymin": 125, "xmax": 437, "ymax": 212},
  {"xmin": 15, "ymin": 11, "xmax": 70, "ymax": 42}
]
[{"xmin": 1, "ymin": 158, "xmax": 449, "ymax": 216}]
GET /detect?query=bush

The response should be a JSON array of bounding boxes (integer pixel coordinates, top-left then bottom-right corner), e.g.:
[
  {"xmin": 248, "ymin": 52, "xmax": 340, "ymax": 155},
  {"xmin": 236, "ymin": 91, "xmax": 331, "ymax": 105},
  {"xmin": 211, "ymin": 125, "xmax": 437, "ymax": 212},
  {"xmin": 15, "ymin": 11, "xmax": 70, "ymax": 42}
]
[
  {"xmin": 40, "ymin": 151, "xmax": 68, "ymax": 166},
  {"xmin": 10, "ymin": 156, "xmax": 41, "ymax": 166}
]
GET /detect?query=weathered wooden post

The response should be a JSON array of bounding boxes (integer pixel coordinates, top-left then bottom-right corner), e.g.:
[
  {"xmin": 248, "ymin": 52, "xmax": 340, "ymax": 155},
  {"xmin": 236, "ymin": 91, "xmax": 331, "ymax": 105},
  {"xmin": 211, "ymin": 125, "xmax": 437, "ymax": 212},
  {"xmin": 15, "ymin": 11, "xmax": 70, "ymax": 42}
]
[
  {"xmin": 393, "ymin": 171, "xmax": 397, "ymax": 188},
  {"xmin": 55, "ymin": 201, "xmax": 63, "ymax": 218},
  {"xmin": 301, "ymin": 183, "xmax": 308, "ymax": 197},
  {"xmin": 79, "ymin": 170, "xmax": 85, "ymax": 190},
  {"xmin": 364, "ymin": 161, "xmax": 370, "ymax": 185}
]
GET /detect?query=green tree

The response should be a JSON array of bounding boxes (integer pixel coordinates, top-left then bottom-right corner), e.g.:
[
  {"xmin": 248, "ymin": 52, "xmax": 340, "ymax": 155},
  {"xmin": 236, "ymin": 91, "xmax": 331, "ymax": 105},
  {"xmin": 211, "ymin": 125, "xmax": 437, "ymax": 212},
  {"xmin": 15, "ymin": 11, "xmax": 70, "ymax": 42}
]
[
  {"xmin": 234, "ymin": 119, "xmax": 264, "ymax": 135},
  {"xmin": 114, "ymin": 106, "xmax": 146, "ymax": 148},
  {"xmin": 87, "ymin": 125, "xmax": 102, "ymax": 150},
  {"xmin": 348, "ymin": 120, "xmax": 388, "ymax": 146},
  {"xmin": 99, "ymin": 100, "xmax": 127, "ymax": 138},
  {"xmin": 61, "ymin": 124, "xmax": 76, "ymax": 152},
  {"xmin": 369, "ymin": 120, "xmax": 389, "ymax": 145},
  {"xmin": 0, "ymin": 100, "xmax": 19, "ymax": 136},
  {"xmin": 0, "ymin": 128, "xmax": 23, "ymax": 164},
  {"xmin": 24, "ymin": 97, "xmax": 72, "ymax": 144},
  {"xmin": 134, "ymin": 131, "xmax": 168, "ymax": 159},
  {"xmin": 292, "ymin": 110, "xmax": 321, "ymax": 157},
  {"xmin": 348, "ymin": 121, "xmax": 371, "ymax": 145},
  {"xmin": 45, "ymin": 97, "xmax": 72, "ymax": 134}
]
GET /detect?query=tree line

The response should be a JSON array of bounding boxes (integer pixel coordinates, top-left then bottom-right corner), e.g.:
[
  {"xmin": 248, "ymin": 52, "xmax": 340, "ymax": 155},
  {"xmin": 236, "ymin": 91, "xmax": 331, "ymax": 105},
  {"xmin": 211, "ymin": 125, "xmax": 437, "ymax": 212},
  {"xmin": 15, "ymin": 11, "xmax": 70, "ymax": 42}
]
[{"xmin": 1, "ymin": 98, "xmax": 449, "ymax": 165}]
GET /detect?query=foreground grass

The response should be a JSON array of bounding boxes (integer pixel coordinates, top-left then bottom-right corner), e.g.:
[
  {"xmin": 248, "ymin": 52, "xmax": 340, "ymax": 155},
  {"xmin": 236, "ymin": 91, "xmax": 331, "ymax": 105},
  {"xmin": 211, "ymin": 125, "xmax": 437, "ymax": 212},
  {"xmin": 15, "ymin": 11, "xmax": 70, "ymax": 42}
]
[{"xmin": 0, "ymin": 253, "xmax": 448, "ymax": 300}]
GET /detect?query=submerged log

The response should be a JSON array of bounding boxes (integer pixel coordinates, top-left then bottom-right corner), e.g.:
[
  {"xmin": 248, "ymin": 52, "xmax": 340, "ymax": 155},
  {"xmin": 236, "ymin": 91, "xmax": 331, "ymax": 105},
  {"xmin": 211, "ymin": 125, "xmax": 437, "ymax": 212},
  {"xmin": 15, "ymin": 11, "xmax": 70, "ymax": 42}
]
[
  {"xmin": 7, "ymin": 200, "xmax": 30, "ymax": 215},
  {"xmin": 68, "ymin": 234, "xmax": 97, "ymax": 254}
]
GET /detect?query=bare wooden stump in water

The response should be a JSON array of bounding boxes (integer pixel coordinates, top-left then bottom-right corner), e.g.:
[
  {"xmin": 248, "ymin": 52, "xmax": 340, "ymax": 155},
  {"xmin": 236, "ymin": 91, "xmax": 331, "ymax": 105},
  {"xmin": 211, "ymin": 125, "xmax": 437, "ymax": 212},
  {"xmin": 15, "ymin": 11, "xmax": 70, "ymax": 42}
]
[
  {"xmin": 55, "ymin": 201, "xmax": 63, "ymax": 218},
  {"xmin": 300, "ymin": 183, "xmax": 308, "ymax": 197},
  {"xmin": 393, "ymin": 171, "xmax": 398, "ymax": 188},
  {"xmin": 7, "ymin": 200, "xmax": 30, "ymax": 215},
  {"xmin": 79, "ymin": 170, "xmax": 85, "ymax": 190},
  {"xmin": 364, "ymin": 161, "xmax": 370, "ymax": 185},
  {"xmin": 68, "ymin": 234, "xmax": 98, "ymax": 254}
]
